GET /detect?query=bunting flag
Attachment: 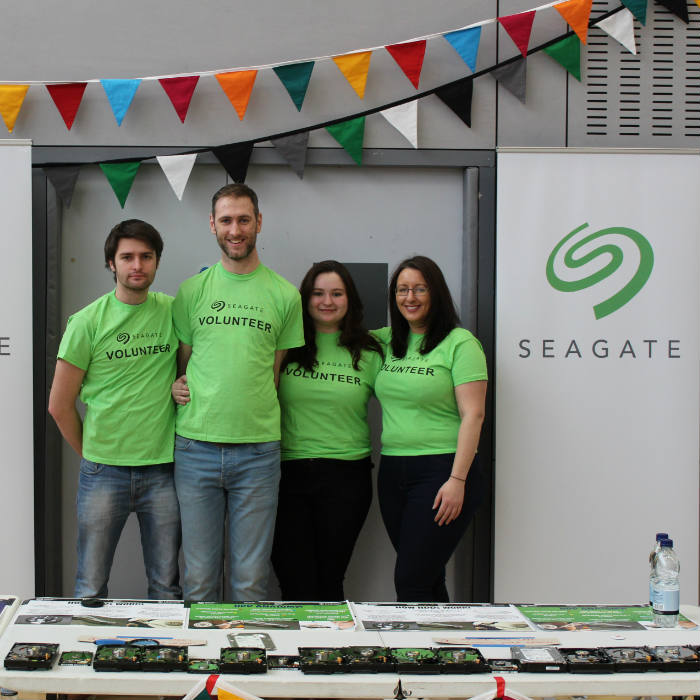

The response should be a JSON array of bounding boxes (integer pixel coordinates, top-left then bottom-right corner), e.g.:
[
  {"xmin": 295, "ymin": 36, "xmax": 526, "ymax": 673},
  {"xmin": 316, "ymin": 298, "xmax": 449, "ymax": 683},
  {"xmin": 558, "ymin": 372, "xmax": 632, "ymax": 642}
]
[
  {"xmin": 215, "ymin": 70, "xmax": 258, "ymax": 120},
  {"xmin": 490, "ymin": 57, "xmax": 527, "ymax": 103},
  {"xmin": 326, "ymin": 116, "xmax": 365, "ymax": 165},
  {"xmin": 385, "ymin": 40, "xmax": 427, "ymax": 88},
  {"xmin": 156, "ymin": 153, "xmax": 197, "ymax": 199},
  {"xmin": 443, "ymin": 26, "xmax": 482, "ymax": 73},
  {"xmin": 101, "ymin": 79, "xmax": 141, "ymax": 126},
  {"xmin": 214, "ymin": 677, "xmax": 264, "ymax": 700},
  {"xmin": 159, "ymin": 76, "xmax": 200, "ymax": 123},
  {"xmin": 99, "ymin": 161, "xmax": 141, "ymax": 208},
  {"xmin": 498, "ymin": 11, "xmax": 536, "ymax": 57},
  {"xmin": 273, "ymin": 61, "xmax": 315, "ymax": 111},
  {"xmin": 180, "ymin": 676, "xmax": 213, "ymax": 700},
  {"xmin": 655, "ymin": 0, "xmax": 689, "ymax": 22},
  {"xmin": 543, "ymin": 35, "xmax": 582, "ymax": 79},
  {"xmin": 380, "ymin": 101, "xmax": 418, "ymax": 148},
  {"xmin": 212, "ymin": 142, "xmax": 255, "ymax": 182},
  {"xmin": 333, "ymin": 51, "xmax": 372, "ymax": 99},
  {"xmin": 0, "ymin": 85, "xmax": 29, "ymax": 133},
  {"xmin": 435, "ymin": 80, "xmax": 474, "ymax": 128},
  {"xmin": 554, "ymin": 0, "xmax": 593, "ymax": 44},
  {"xmin": 43, "ymin": 165, "xmax": 81, "ymax": 208},
  {"xmin": 270, "ymin": 132, "xmax": 309, "ymax": 179},
  {"xmin": 595, "ymin": 9, "xmax": 637, "ymax": 54},
  {"xmin": 46, "ymin": 83, "xmax": 87, "ymax": 130},
  {"xmin": 621, "ymin": 0, "xmax": 647, "ymax": 24}
]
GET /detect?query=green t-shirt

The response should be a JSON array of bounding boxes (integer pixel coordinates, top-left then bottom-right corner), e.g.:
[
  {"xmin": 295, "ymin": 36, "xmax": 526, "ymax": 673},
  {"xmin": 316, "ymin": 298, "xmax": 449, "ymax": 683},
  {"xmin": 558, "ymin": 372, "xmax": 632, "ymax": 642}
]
[
  {"xmin": 57, "ymin": 291, "xmax": 177, "ymax": 466},
  {"xmin": 172, "ymin": 262, "xmax": 304, "ymax": 442},
  {"xmin": 374, "ymin": 326, "xmax": 487, "ymax": 456},
  {"xmin": 279, "ymin": 331, "xmax": 383, "ymax": 461}
]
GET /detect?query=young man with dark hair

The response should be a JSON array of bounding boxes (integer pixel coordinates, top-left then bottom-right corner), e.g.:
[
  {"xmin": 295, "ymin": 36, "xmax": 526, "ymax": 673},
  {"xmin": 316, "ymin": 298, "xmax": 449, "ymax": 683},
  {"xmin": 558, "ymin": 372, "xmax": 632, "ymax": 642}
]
[
  {"xmin": 49, "ymin": 219, "xmax": 181, "ymax": 599},
  {"xmin": 171, "ymin": 183, "xmax": 304, "ymax": 602}
]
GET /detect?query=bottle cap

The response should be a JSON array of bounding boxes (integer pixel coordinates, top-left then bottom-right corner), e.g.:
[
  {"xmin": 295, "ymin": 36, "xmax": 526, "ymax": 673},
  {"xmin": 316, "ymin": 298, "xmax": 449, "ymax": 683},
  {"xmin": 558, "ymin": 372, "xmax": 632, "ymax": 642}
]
[
  {"xmin": 660, "ymin": 538, "xmax": 673, "ymax": 547},
  {"xmin": 656, "ymin": 532, "xmax": 669, "ymax": 541}
]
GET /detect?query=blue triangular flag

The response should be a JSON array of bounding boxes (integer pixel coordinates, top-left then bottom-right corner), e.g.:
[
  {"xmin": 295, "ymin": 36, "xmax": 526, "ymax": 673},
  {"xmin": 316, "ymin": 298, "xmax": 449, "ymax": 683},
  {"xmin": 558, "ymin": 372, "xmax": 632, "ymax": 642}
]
[
  {"xmin": 100, "ymin": 79, "xmax": 141, "ymax": 126},
  {"xmin": 443, "ymin": 26, "xmax": 482, "ymax": 73}
]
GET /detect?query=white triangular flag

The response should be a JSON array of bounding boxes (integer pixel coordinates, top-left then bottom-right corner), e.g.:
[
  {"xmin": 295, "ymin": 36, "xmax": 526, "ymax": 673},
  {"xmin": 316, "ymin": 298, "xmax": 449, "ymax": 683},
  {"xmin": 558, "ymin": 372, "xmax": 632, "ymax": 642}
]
[
  {"xmin": 596, "ymin": 8, "xmax": 637, "ymax": 55},
  {"xmin": 380, "ymin": 101, "xmax": 418, "ymax": 148},
  {"xmin": 156, "ymin": 153, "xmax": 197, "ymax": 200}
]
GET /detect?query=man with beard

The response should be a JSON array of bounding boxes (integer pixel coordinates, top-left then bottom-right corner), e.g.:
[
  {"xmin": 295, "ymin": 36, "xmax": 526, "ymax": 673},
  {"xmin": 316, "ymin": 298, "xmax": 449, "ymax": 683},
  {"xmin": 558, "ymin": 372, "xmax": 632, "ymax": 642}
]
[
  {"xmin": 171, "ymin": 183, "xmax": 303, "ymax": 601},
  {"xmin": 49, "ymin": 220, "xmax": 181, "ymax": 600}
]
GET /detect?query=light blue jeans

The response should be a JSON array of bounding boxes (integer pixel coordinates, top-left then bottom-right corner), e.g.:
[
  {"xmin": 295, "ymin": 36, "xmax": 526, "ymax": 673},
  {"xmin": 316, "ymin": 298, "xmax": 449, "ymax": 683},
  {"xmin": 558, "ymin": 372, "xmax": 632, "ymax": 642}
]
[
  {"xmin": 75, "ymin": 460, "xmax": 182, "ymax": 599},
  {"xmin": 174, "ymin": 435, "xmax": 281, "ymax": 601}
]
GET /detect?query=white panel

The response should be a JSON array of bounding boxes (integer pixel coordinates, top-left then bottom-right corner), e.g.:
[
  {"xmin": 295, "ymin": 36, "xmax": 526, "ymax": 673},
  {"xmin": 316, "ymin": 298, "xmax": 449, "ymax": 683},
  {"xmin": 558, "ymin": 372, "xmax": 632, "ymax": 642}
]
[
  {"xmin": 495, "ymin": 151, "xmax": 699, "ymax": 605},
  {"xmin": 0, "ymin": 141, "xmax": 34, "ymax": 597},
  {"xmin": 60, "ymin": 163, "xmax": 465, "ymax": 600}
]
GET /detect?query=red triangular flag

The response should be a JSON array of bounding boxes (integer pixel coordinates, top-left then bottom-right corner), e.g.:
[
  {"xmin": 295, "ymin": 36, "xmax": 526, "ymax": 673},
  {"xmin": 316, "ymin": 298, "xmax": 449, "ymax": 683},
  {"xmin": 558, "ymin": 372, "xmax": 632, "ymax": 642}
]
[
  {"xmin": 46, "ymin": 83, "xmax": 87, "ymax": 130},
  {"xmin": 385, "ymin": 40, "xmax": 427, "ymax": 88},
  {"xmin": 159, "ymin": 76, "xmax": 200, "ymax": 123},
  {"xmin": 498, "ymin": 11, "xmax": 536, "ymax": 57}
]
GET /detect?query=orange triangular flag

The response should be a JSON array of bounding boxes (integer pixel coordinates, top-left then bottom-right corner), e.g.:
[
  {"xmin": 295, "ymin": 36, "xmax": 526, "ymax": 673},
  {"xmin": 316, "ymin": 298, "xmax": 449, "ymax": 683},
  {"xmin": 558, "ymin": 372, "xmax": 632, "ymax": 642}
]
[
  {"xmin": 333, "ymin": 51, "xmax": 372, "ymax": 99},
  {"xmin": 0, "ymin": 85, "xmax": 29, "ymax": 133},
  {"xmin": 498, "ymin": 11, "xmax": 536, "ymax": 57},
  {"xmin": 215, "ymin": 70, "xmax": 258, "ymax": 120},
  {"xmin": 385, "ymin": 40, "xmax": 426, "ymax": 88},
  {"xmin": 554, "ymin": 0, "xmax": 593, "ymax": 44}
]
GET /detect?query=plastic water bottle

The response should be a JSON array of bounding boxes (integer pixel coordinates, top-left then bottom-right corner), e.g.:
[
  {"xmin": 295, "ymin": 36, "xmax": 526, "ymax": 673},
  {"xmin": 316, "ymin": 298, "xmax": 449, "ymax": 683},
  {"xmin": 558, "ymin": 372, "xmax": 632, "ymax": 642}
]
[
  {"xmin": 651, "ymin": 538, "xmax": 680, "ymax": 628},
  {"xmin": 649, "ymin": 532, "xmax": 669, "ymax": 604}
]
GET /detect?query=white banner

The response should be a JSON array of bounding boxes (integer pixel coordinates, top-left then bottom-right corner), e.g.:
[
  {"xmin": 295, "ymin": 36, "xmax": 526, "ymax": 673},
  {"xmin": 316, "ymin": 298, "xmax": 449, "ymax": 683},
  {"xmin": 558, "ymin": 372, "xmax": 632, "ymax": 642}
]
[
  {"xmin": 0, "ymin": 140, "xmax": 34, "ymax": 597},
  {"xmin": 495, "ymin": 151, "xmax": 699, "ymax": 604}
]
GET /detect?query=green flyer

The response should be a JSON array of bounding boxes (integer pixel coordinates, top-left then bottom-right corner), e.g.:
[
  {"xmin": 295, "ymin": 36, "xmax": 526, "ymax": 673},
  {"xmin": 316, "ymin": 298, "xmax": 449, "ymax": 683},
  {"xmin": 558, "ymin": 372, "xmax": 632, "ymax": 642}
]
[
  {"xmin": 187, "ymin": 601, "xmax": 355, "ymax": 630},
  {"xmin": 517, "ymin": 605, "xmax": 697, "ymax": 631}
]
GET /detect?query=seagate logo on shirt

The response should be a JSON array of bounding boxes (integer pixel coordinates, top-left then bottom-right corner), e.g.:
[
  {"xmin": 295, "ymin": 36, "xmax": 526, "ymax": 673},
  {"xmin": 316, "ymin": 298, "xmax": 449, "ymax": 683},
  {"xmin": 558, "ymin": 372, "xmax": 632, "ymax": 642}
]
[{"xmin": 116, "ymin": 332, "xmax": 130, "ymax": 344}]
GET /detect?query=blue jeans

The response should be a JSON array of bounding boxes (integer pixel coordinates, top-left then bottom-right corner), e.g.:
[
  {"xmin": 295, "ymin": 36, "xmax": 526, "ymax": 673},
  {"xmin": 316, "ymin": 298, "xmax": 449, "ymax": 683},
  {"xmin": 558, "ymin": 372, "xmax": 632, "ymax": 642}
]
[
  {"xmin": 75, "ymin": 460, "xmax": 182, "ymax": 599},
  {"xmin": 174, "ymin": 435, "xmax": 281, "ymax": 601}
]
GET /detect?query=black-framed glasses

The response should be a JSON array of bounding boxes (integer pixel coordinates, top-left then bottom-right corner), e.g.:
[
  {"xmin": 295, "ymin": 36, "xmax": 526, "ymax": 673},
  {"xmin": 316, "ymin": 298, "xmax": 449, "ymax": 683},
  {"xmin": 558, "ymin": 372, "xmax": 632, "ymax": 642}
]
[{"xmin": 395, "ymin": 285, "xmax": 428, "ymax": 297}]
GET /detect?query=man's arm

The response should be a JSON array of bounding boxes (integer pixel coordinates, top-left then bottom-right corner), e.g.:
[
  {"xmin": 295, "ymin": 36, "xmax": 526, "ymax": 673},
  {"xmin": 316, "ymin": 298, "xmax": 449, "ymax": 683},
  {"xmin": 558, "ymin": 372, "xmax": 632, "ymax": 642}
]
[
  {"xmin": 177, "ymin": 342, "xmax": 192, "ymax": 377},
  {"xmin": 273, "ymin": 349, "xmax": 287, "ymax": 388},
  {"xmin": 48, "ymin": 358, "xmax": 86, "ymax": 457}
]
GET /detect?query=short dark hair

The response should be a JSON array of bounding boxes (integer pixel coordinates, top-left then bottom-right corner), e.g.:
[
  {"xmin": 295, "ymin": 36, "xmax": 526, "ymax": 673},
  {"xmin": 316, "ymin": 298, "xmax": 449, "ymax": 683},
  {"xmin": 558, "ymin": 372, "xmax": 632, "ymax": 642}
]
[
  {"xmin": 104, "ymin": 219, "xmax": 163, "ymax": 274},
  {"xmin": 283, "ymin": 260, "xmax": 383, "ymax": 372},
  {"xmin": 388, "ymin": 255, "xmax": 460, "ymax": 358},
  {"xmin": 211, "ymin": 183, "xmax": 259, "ymax": 219}
]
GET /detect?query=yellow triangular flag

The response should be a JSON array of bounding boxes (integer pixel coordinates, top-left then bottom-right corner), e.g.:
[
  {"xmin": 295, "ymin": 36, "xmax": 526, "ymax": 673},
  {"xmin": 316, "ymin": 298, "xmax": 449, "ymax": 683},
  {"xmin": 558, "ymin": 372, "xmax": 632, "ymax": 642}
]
[
  {"xmin": 0, "ymin": 85, "xmax": 29, "ymax": 133},
  {"xmin": 554, "ymin": 0, "xmax": 593, "ymax": 44},
  {"xmin": 333, "ymin": 51, "xmax": 372, "ymax": 99}
]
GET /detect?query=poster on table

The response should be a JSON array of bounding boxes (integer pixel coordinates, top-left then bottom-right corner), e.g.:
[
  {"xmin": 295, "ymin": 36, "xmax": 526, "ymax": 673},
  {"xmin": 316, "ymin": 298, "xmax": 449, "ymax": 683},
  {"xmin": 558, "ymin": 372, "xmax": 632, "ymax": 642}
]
[
  {"xmin": 14, "ymin": 598, "xmax": 186, "ymax": 627},
  {"xmin": 353, "ymin": 603, "xmax": 531, "ymax": 631},
  {"xmin": 494, "ymin": 151, "xmax": 700, "ymax": 605},
  {"xmin": 0, "ymin": 141, "xmax": 34, "ymax": 598},
  {"xmin": 187, "ymin": 601, "xmax": 355, "ymax": 630}
]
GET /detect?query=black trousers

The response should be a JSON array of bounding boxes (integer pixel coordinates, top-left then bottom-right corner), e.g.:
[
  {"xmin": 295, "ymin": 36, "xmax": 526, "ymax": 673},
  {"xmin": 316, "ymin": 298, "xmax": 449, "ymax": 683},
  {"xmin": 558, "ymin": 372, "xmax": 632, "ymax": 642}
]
[
  {"xmin": 378, "ymin": 452, "xmax": 483, "ymax": 602},
  {"xmin": 271, "ymin": 457, "xmax": 373, "ymax": 601}
]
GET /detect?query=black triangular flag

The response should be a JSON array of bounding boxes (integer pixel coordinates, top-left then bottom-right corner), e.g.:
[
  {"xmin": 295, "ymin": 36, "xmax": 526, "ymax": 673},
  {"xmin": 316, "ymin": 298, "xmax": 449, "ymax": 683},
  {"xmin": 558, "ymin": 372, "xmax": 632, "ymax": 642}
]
[
  {"xmin": 212, "ymin": 142, "xmax": 255, "ymax": 183},
  {"xmin": 435, "ymin": 80, "xmax": 474, "ymax": 128},
  {"xmin": 43, "ymin": 165, "xmax": 81, "ymax": 208},
  {"xmin": 654, "ymin": 0, "xmax": 688, "ymax": 22}
]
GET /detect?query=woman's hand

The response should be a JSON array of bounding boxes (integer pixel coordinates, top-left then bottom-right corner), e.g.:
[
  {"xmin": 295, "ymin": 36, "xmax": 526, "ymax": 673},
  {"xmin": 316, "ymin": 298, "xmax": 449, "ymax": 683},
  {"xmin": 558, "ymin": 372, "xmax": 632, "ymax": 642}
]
[
  {"xmin": 432, "ymin": 477, "xmax": 465, "ymax": 526},
  {"xmin": 172, "ymin": 374, "xmax": 190, "ymax": 405}
]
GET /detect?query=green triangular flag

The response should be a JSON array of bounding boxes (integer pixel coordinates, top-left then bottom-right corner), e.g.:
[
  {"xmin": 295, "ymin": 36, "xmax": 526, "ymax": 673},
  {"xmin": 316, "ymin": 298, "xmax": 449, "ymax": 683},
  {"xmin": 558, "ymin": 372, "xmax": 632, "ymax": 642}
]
[
  {"xmin": 326, "ymin": 116, "xmax": 365, "ymax": 165},
  {"xmin": 273, "ymin": 61, "xmax": 315, "ymax": 111},
  {"xmin": 543, "ymin": 35, "xmax": 581, "ymax": 82},
  {"xmin": 621, "ymin": 0, "xmax": 647, "ymax": 24},
  {"xmin": 99, "ymin": 161, "xmax": 141, "ymax": 208}
]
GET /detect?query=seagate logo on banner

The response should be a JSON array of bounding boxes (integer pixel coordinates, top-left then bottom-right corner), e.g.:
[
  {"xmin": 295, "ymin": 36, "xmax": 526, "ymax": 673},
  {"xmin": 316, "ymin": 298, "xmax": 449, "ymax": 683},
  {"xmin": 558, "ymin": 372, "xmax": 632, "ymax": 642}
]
[{"xmin": 518, "ymin": 222, "xmax": 680, "ymax": 360}]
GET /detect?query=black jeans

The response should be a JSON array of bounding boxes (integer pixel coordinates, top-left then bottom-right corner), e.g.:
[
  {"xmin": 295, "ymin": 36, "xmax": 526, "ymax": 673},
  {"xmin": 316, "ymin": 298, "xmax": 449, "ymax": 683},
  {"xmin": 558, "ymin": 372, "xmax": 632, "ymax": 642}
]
[
  {"xmin": 378, "ymin": 452, "xmax": 483, "ymax": 602},
  {"xmin": 271, "ymin": 457, "xmax": 373, "ymax": 601}
]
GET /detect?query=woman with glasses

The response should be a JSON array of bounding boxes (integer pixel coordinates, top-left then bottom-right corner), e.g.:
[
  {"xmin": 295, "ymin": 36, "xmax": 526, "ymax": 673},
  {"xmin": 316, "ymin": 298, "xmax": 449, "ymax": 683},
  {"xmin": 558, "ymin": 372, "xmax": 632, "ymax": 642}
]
[
  {"xmin": 374, "ymin": 255, "xmax": 487, "ymax": 602},
  {"xmin": 271, "ymin": 260, "xmax": 384, "ymax": 601}
]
